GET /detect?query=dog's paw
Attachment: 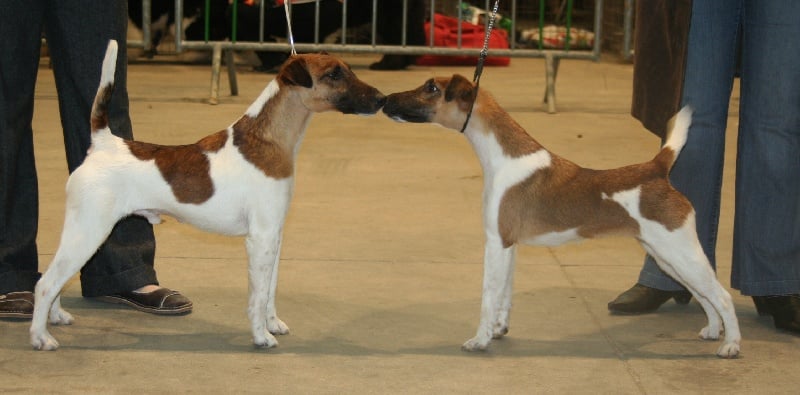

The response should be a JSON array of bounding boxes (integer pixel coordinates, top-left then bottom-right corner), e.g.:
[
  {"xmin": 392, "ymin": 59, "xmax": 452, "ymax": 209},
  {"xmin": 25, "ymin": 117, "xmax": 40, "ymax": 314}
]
[
  {"xmin": 30, "ymin": 332, "xmax": 60, "ymax": 351},
  {"xmin": 492, "ymin": 324, "xmax": 509, "ymax": 339},
  {"xmin": 49, "ymin": 309, "xmax": 74, "ymax": 325},
  {"xmin": 267, "ymin": 316, "xmax": 290, "ymax": 336},
  {"xmin": 699, "ymin": 325, "xmax": 721, "ymax": 340},
  {"xmin": 461, "ymin": 336, "xmax": 490, "ymax": 352},
  {"xmin": 716, "ymin": 342, "xmax": 740, "ymax": 359},
  {"xmin": 253, "ymin": 332, "xmax": 278, "ymax": 349}
]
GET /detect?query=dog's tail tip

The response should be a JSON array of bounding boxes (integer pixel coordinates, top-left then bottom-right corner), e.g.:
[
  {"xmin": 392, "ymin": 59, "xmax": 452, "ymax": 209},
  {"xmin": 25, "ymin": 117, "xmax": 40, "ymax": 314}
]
[
  {"xmin": 655, "ymin": 105, "xmax": 693, "ymax": 172},
  {"xmin": 100, "ymin": 40, "xmax": 119, "ymax": 87},
  {"xmin": 666, "ymin": 105, "xmax": 692, "ymax": 152},
  {"xmin": 91, "ymin": 40, "xmax": 118, "ymax": 133}
]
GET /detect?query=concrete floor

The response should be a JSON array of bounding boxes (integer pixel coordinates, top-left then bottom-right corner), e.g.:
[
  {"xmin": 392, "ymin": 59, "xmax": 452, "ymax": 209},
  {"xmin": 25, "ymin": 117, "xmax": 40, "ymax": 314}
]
[{"xmin": 1, "ymin": 52, "xmax": 797, "ymax": 394}]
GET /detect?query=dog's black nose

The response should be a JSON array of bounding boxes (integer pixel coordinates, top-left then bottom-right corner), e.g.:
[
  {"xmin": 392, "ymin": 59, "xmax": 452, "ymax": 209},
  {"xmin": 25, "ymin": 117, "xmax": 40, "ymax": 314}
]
[{"xmin": 376, "ymin": 94, "xmax": 387, "ymax": 108}]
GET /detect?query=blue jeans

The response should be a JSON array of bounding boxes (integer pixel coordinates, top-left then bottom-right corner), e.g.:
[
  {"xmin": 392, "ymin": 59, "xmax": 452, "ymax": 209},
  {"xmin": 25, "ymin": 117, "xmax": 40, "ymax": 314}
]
[{"xmin": 638, "ymin": 0, "xmax": 800, "ymax": 295}]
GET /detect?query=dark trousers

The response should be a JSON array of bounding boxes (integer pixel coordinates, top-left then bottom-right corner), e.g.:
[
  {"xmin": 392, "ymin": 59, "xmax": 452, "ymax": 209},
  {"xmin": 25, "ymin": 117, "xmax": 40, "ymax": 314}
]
[{"xmin": 0, "ymin": 0, "xmax": 159, "ymax": 296}]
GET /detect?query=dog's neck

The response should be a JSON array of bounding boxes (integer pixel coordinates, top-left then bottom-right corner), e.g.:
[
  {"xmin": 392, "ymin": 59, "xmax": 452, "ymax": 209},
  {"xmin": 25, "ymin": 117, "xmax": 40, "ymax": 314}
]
[
  {"xmin": 462, "ymin": 94, "xmax": 544, "ymax": 177},
  {"xmin": 234, "ymin": 79, "xmax": 313, "ymax": 156}
]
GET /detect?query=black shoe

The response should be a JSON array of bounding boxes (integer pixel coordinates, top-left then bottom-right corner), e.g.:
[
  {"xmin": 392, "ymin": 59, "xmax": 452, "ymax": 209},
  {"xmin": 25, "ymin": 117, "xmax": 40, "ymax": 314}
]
[
  {"xmin": 752, "ymin": 295, "xmax": 800, "ymax": 334},
  {"xmin": 94, "ymin": 287, "xmax": 193, "ymax": 316},
  {"xmin": 608, "ymin": 283, "xmax": 692, "ymax": 314}
]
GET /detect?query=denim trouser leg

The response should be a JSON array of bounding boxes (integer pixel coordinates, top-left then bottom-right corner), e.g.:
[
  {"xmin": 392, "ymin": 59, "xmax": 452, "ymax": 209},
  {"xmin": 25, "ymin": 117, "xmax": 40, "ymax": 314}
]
[
  {"xmin": 638, "ymin": 0, "xmax": 741, "ymax": 291},
  {"xmin": 731, "ymin": 1, "xmax": 800, "ymax": 295},
  {"xmin": 638, "ymin": 0, "xmax": 800, "ymax": 295}
]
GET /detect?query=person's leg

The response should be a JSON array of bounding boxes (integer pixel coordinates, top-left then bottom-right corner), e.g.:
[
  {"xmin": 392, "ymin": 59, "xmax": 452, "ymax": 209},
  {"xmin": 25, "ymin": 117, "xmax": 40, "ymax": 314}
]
[
  {"xmin": 609, "ymin": 0, "xmax": 741, "ymax": 312},
  {"xmin": 369, "ymin": 0, "xmax": 425, "ymax": 70},
  {"xmin": 231, "ymin": 1, "xmax": 283, "ymax": 70},
  {"xmin": 42, "ymin": 1, "xmax": 176, "ymax": 300},
  {"xmin": 293, "ymin": 1, "xmax": 344, "ymax": 43},
  {"xmin": 0, "ymin": 1, "xmax": 46, "ymax": 296},
  {"xmin": 638, "ymin": 0, "xmax": 741, "ymax": 291},
  {"xmin": 233, "ymin": 1, "xmax": 344, "ymax": 71},
  {"xmin": 732, "ymin": 1, "xmax": 800, "ymax": 331}
]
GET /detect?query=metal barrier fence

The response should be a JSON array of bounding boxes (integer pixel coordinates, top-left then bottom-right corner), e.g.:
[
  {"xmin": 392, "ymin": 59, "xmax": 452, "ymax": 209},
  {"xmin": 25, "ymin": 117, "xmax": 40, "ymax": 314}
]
[
  {"xmin": 622, "ymin": 0, "xmax": 634, "ymax": 61},
  {"xmin": 130, "ymin": 0, "xmax": 604, "ymax": 112}
]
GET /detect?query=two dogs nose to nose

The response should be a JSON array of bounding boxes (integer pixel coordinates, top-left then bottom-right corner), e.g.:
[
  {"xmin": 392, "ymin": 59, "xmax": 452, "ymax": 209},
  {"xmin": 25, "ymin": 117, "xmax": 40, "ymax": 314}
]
[{"xmin": 376, "ymin": 94, "xmax": 387, "ymax": 108}]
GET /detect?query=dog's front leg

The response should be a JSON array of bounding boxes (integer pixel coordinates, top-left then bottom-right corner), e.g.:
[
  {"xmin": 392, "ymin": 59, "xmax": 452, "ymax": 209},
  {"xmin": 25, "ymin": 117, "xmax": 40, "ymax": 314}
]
[
  {"xmin": 463, "ymin": 235, "xmax": 514, "ymax": 352},
  {"xmin": 246, "ymin": 230, "xmax": 283, "ymax": 349},
  {"xmin": 493, "ymin": 245, "xmax": 516, "ymax": 339},
  {"xmin": 265, "ymin": 235, "xmax": 289, "ymax": 336}
]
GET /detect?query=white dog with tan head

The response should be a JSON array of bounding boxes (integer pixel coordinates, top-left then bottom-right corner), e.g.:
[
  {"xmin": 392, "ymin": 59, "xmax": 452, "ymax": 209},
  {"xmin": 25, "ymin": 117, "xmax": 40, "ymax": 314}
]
[
  {"xmin": 30, "ymin": 40, "xmax": 386, "ymax": 351},
  {"xmin": 382, "ymin": 74, "xmax": 741, "ymax": 358}
]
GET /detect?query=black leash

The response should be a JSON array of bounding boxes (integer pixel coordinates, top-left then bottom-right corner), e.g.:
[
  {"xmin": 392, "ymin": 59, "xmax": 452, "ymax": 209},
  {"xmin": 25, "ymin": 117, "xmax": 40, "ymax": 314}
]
[{"xmin": 460, "ymin": 0, "xmax": 500, "ymax": 134}]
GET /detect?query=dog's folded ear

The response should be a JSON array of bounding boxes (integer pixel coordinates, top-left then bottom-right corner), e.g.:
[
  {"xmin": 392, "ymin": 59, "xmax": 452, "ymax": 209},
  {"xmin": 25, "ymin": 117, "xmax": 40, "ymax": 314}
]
[
  {"xmin": 445, "ymin": 74, "xmax": 476, "ymax": 108},
  {"xmin": 279, "ymin": 57, "xmax": 313, "ymax": 88}
]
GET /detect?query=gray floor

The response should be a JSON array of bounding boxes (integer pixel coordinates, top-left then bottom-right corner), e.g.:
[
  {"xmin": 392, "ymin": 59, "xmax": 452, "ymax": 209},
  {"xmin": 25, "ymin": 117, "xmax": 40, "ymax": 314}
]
[{"xmin": 2, "ymin": 52, "xmax": 797, "ymax": 394}]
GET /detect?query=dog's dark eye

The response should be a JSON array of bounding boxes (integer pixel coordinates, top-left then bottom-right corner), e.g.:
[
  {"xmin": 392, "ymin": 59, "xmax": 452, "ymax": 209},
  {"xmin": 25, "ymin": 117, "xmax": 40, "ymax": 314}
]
[
  {"xmin": 424, "ymin": 79, "xmax": 439, "ymax": 93},
  {"xmin": 326, "ymin": 66, "xmax": 343, "ymax": 81}
]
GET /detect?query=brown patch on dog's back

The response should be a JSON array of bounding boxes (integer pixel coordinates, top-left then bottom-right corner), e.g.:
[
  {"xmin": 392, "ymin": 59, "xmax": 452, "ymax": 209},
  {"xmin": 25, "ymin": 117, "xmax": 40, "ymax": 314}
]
[
  {"xmin": 197, "ymin": 129, "xmax": 229, "ymax": 152},
  {"xmin": 498, "ymin": 156, "xmax": 642, "ymax": 247},
  {"xmin": 232, "ymin": 121, "xmax": 293, "ymax": 180},
  {"xmin": 600, "ymin": 149, "xmax": 692, "ymax": 231},
  {"xmin": 639, "ymin": 181, "xmax": 692, "ymax": 231},
  {"xmin": 496, "ymin": 152, "xmax": 693, "ymax": 246},
  {"xmin": 126, "ymin": 130, "xmax": 228, "ymax": 204}
]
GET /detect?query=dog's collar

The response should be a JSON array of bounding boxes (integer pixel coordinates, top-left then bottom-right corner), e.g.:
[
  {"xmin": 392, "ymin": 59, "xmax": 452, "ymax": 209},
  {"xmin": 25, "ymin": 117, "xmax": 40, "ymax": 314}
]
[
  {"xmin": 459, "ymin": 0, "xmax": 498, "ymax": 134},
  {"xmin": 459, "ymin": 84, "xmax": 479, "ymax": 134}
]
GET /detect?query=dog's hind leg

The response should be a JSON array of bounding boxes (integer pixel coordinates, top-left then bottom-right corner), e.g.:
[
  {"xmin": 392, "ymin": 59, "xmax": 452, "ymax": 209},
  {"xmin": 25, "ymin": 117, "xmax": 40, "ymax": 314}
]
[
  {"xmin": 30, "ymin": 207, "xmax": 118, "ymax": 351},
  {"xmin": 463, "ymin": 236, "xmax": 515, "ymax": 351},
  {"xmin": 639, "ymin": 221, "xmax": 741, "ymax": 358}
]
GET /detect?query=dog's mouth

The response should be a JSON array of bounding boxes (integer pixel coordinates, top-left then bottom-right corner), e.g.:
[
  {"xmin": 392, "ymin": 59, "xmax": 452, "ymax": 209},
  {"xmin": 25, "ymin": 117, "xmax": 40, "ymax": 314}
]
[
  {"xmin": 386, "ymin": 113, "xmax": 428, "ymax": 123},
  {"xmin": 382, "ymin": 108, "xmax": 430, "ymax": 123},
  {"xmin": 389, "ymin": 115, "xmax": 408, "ymax": 123},
  {"xmin": 335, "ymin": 91, "xmax": 387, "ymax": 116},
  {"xmin": 382, "ymin": 98, "xmax": 431, "ymax": 123}
]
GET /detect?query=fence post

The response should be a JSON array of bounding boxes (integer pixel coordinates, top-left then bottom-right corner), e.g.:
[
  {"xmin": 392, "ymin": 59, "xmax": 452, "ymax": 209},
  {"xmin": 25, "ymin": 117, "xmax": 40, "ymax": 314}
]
[
  {"xmin": 226, "ymin": 49, "xmax": 239, "ymax": 97},
  {"xmin": 209, "ymin": 43, "xmax": 222, "ymax": 105},
  {"xmin": 543, "ymin": 53, "xmax": 560, "ymax": 114}
]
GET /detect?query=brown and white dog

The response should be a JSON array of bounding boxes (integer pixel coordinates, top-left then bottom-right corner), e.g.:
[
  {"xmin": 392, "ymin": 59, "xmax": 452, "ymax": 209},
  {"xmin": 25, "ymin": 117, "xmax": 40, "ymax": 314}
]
[
  {"xmin": 382, "ymin": 74, "xmax": 741, "ymax": 358},
  {"xmin": 30, "ymin": 40, "xmax": 385, "ymax": 351}
]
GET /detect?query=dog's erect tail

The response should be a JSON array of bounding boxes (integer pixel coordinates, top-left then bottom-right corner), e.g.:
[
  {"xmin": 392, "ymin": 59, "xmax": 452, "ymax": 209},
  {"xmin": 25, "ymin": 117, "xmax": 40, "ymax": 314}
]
[
  {"xmin": 90, "ymin": 40, "xmax": 118, "ymax": 133},
  {"xmin": 653, "ymin": 106, "xmax": 692, "ymax": 174}
]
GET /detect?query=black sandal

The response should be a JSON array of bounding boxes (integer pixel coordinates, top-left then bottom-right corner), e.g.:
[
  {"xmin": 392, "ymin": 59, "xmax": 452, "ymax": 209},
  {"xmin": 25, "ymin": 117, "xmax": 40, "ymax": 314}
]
[
  {"xmin": 95, "ymin": 288, "xmax": 193, "ymax": 315},
  {"xmin": 0, "ymin": 291, "xmax": 34, "ymax": 319}
]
